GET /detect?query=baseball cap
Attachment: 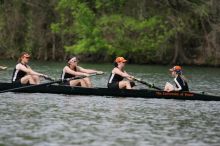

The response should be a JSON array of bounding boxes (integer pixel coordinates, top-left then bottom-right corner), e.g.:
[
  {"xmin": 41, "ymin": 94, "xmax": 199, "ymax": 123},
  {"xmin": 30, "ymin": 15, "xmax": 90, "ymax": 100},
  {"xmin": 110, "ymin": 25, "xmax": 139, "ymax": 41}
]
[
  {"xmin": 115, "ymin": 57, "xmax": 127, "ymax": 63},
  {"xmin": 170, "ymin": 66, "xmax": 182, "ymax": 72}
]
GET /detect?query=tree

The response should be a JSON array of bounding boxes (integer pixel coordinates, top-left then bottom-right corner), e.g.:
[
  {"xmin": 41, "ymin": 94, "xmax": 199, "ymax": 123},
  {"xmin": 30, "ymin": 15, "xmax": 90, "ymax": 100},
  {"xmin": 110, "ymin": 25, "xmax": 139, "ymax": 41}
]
[{"xmin": 52, "ymin": 0, "xmax": 173, "ymax": 62}]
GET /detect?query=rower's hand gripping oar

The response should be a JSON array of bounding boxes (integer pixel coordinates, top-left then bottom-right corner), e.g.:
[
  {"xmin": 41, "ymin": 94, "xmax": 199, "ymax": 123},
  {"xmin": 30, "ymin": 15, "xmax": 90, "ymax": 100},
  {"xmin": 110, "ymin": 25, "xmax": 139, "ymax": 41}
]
[
  {"xmin": 41, "ymin": 75, "xmax": 55, "ymax": 81},
  {"xmin": 0, "ymin": 73, "xmax": 104, "ymax": 93},
  {"xmin": 133, "ymin": 77, "xmax": 162, "ymax": 90}
]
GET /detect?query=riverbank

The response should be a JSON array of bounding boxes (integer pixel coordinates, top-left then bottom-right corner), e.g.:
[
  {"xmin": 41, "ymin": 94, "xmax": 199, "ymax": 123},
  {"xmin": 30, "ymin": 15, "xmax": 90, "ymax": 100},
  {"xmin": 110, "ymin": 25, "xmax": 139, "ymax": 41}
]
[{"xmin": 0, "ymin": 58, "xmax": 220, "ymax": 67}]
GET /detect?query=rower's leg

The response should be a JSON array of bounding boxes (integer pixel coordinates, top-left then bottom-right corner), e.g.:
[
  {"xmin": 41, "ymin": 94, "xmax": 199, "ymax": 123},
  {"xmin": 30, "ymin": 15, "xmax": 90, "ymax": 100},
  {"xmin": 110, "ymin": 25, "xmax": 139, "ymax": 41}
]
[
  {"xmin": 70, "ymin": 79, "xmax": 82, "ymax": 86},
  {"xmin": 20, "ymin": 75, "xmax": 36, "ymax": 84},
  {"xmin": 32, "ymin": 75, "xmax": 40, "ymax": 84},
  {"xmin": 83, "ymin": 77, "xmax": 92, "ymax": 88},
  {"xmin": 126, "ymin": 81, "xmax": 132, "ymax": 89},
  {"xmin": 119, "ymin": 81, "xmax": 132, "ymax": 89},
  {"xmin": 164, "ymin": 82, "xmax": 174, "ymax": 92},
  {"xmin": 80, "ymin": 79, "xmax": 87, "ymax": 87}
]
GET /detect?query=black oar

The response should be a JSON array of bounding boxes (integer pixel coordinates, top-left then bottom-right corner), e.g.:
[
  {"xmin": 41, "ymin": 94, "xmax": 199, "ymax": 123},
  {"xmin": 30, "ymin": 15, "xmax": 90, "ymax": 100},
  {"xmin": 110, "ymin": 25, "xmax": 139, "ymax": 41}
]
[
  {"xmin": 41, "ymin": 75, "xmax": 55, "ymax": 81},
  {"xmin": 133, "ymin": 78, "xmax": 162, "ymax": 90},
  {"xmin": 0, "ymin": 78, "xmax": 63, "ymax": 93},
  {"xmin": 0, "ymin": 73, "xmax": 103, "ymax": 93}
]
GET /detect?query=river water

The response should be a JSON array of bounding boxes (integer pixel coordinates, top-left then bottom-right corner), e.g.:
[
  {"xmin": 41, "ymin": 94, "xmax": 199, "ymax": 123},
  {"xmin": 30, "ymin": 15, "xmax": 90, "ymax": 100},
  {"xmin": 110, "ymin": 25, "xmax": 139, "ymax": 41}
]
[{"xmin": 0, "ymin": 61, "xmax": 220, "ymax": 146}]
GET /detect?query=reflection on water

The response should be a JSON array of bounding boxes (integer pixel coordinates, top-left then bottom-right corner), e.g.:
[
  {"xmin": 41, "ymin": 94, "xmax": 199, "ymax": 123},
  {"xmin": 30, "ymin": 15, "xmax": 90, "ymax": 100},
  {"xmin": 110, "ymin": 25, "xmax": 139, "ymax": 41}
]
[{"xmin": 0, "ymin": 61, "xmax": 220, "ymax": 146}]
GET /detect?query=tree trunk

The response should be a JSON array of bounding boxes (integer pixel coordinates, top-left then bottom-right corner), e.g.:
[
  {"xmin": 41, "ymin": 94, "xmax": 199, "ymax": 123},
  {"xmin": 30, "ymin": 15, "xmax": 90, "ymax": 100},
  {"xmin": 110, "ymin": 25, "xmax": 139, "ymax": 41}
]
[
  {"xmin": 44, "ymin": 48, "xmax": 48, "ymax": 61},
  {"xmin": 171, "ymin": 32, "xmax": 179, "ymax": 64},
  {"xmin": 171, "ymin": 32, "xmax": 191, "ymax": 64},
  {"xmin": 52, "ymin": 34, "xmax": 56, "ymax": 60}
]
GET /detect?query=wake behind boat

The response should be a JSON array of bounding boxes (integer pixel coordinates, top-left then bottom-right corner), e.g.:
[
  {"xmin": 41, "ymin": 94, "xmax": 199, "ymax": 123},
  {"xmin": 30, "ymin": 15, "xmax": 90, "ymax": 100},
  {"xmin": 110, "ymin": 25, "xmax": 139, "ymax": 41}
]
[{"xmin": 0, "ymin": 82, "xmax": 219, "ymax": 101}]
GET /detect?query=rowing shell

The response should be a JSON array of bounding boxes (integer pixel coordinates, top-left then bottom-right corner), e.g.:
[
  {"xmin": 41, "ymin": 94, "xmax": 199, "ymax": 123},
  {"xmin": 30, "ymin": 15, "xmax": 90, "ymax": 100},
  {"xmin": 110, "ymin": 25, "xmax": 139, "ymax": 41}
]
[{"xmin": 0, "ymin": 82, "xmax": 219, "ymax": 101}]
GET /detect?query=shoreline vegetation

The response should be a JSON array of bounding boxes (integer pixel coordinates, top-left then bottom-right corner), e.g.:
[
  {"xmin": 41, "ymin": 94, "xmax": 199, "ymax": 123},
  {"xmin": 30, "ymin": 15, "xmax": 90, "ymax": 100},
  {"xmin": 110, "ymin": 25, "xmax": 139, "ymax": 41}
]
[
  {"xmin": 0, "ymin": 0, "xmax": 220, "ymax": 66},
  {"xmin": 0, "ymin": 59, "xmax": 219, "ymax": 68}
]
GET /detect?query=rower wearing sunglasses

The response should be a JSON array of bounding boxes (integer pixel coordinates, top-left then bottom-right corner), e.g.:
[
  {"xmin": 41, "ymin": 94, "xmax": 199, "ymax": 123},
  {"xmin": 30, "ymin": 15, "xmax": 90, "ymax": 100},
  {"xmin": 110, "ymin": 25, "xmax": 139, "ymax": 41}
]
[
  {"xmin": 12, "ymin": 52, "xmax": 48, "ymax": 85},
  {"xmin": 61, "ymin": 56, "xmax": 103, "ymax": 87},
  {"xmin": 107, "ymin": 57, "xmax": 135, "ymax": 89}
]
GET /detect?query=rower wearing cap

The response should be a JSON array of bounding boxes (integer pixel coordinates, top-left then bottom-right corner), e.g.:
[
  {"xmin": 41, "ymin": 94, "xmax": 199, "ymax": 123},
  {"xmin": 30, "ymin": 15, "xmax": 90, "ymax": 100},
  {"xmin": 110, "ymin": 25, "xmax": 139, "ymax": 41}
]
[
  {"xmin": 61, "ymin": 56, "xmax": 103, "ymax": 87},
  {"xmin": 12, "ymin": 52, "xmax": 48, "ymax": 85},
  {"xmin": 164, "ymin": 66, "xmax": 189, "ymax": 92},
  {"xmin": 107, "ymin": 57, "xmax": 135, "ymax": 89}
]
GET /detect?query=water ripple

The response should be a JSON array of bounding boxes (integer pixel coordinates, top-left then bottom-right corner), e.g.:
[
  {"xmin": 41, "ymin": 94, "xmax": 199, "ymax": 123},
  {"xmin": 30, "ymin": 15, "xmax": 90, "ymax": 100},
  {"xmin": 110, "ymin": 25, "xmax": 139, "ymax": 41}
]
[
  {"xmin": 0, "ymin": 64, "xmax": 220, "ymax": 145},
  {"xmin": 0, "ymin": 93, "xmax": 220, "ymax": 146}
]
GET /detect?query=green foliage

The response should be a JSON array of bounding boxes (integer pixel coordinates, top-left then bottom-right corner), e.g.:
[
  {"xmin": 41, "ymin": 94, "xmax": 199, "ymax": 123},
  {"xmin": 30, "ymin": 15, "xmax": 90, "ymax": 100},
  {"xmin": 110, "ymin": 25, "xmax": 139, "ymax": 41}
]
[
  {"xmin": 97, "ymin": 15, "xmax": 174, "ymax": 56},
  {"xmin": 95, "ymin": 0, "xmax": 125, "ymax": 13},
  {"xmin": 51, "ymin": 0, "xmax": 109, "ymax": 54},
  {"xmin": 0, "ymin": 0, "xmax": 219, "ymax": 65},
  {"xmin": 52, "ymin": 0, "xmax": 174, "ymax": 60}
]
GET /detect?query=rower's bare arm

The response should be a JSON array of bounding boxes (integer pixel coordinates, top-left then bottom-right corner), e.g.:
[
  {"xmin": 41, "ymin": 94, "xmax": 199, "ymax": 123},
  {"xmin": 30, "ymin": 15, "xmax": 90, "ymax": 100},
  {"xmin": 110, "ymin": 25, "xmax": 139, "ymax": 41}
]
[
  {"xmin": 77, "ymin": 66, "xmax": 102, "ymax": 74},
  {"xmin": 30, "ymin": 70, "xmax": 45, "ymax": 77},
  {"xmin": 28, "ymin": 66, "xmax": 46, "ymax": 77},
  {"xmin": 65, "ymin": 66, "xmax": 88, "ymax": 76},
  {"xmin": 17, "ymin": 64, "xmax": 31, "ymax": 74},
  {"xmin": 113, "ymin": 68, "xmax": 130, "ymax": 78},
  {"xmin": 124, "ymin": 71, "xmax": 134, "ymax": 80},
  {"xmin": 17, "ymin": 64, "xmax": 45, "ymax": 77}
]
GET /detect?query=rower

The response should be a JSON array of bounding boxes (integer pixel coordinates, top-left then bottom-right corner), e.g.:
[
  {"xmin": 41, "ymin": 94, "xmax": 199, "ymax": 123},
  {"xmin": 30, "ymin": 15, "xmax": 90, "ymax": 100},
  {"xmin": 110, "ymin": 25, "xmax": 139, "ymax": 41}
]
[
  {"xmin": 11, "ymin": 52, "xmax": 48, "ymax": 85},
  {"xmin": 164, "ymin": 65, "xmax": 189, "ymax": 92},
  {"xmin": 107, "ymin": 57, "xmax": 135, "ymax": 89},
  {"xmin": 61, "ymin": 56, "xmax": 103, "ymax": 87}
]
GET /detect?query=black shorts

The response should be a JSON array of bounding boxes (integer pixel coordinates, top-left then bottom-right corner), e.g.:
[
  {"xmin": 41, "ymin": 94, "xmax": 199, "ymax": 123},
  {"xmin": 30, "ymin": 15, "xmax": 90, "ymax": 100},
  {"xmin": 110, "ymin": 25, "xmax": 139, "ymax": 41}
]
[
  {"xmin": 107, "ymin": 81, "xmax": 135, "ymax": 89},
  {"xmin": 60, "ymin": 80, "xmax": 81, "ymax": 86},
  {"xmin": 12, "ymin": 79, "xmax": 31, "ymax": 86},
  {"xmin": 12, "ymin": 81, "xmax": 22, "ymax": 86},
  {"xmin": 130, "ymin": 81, "xmax": 135, "ymax": 87},
  {"xmin": 107, "ymin": 82, "xmax": 119, "ymax": 89},
  {"xmin": 60, "ymin": 81, "xmax": 70, "ymax": 85}
]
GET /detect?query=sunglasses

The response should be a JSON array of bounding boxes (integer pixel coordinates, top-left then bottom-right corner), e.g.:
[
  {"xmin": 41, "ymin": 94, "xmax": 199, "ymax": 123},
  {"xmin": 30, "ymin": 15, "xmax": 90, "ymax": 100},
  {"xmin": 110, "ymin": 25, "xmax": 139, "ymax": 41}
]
[
  {"xmin": 22, "ymin": 56, "xmax": 30, "ymax": 59},
  {"xmin": 24, "ymin": 56, "xmax": 30, "ymax": 59},
  {"xmin": 71, "ymin": 60, "xmax": 78, "ymax": 63},
  {"xmin": 70, "ymin": 60, "xmax": 78, "ymax": 63}
]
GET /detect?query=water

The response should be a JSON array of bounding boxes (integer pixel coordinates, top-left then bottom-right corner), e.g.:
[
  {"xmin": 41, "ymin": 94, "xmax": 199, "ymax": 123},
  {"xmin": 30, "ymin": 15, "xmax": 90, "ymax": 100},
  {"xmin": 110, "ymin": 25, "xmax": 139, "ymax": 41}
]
[{"xmin": 0, "ymin": 60, "xmax": 220, "ymax": 146}]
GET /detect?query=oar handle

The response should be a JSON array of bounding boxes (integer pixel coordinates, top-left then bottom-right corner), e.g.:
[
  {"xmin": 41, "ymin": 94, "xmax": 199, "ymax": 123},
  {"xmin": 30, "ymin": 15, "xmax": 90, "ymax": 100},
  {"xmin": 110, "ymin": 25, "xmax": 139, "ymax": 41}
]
[
  {"xmin": 63, "ymin": 72, "xmax": 105, "ymax": 82},
  {"xmin": 42, "ymin": 76, "xmax": 55, "ymax": 81}
]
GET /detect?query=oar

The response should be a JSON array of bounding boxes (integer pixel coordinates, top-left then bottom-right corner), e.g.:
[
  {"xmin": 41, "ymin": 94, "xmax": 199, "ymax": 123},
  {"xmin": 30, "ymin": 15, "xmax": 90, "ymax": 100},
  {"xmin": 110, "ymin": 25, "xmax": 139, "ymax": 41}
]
[
  {"xmin": 0, "ymin": 73, "xmax": 102, "ymax": 93},
  {"xmin": 41, "ymin": 75, "xmax": 55, "ymax": 81},
  {"xmin": 133, "ymin": 77, "xmax": 162, "ymax": 90},
  {"xmin": 0, "ymin": 66, "xmax": 7, "ymax": 70}
]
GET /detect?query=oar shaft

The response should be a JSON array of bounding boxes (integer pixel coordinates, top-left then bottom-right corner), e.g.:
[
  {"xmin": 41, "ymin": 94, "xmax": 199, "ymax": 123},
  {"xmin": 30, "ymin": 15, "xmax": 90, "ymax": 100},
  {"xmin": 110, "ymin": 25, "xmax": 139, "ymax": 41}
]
[
  {"xmin": 152, "ymin": 85, "xmax": 162, "ymax": 91},
  {"xmin": 134, "ymin": 78, "xmax": 162, "ymax": 90},
  {"xmin": 0, "ymin": 73, "xmax": 103, "ymax": 93},
  {"xmin": 0, "ymin": 66, "xmax": 7, "ymax": 70},
  {"xmin": 0, "ymin": 80, "xmax": 59, "ymax": 93}
]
